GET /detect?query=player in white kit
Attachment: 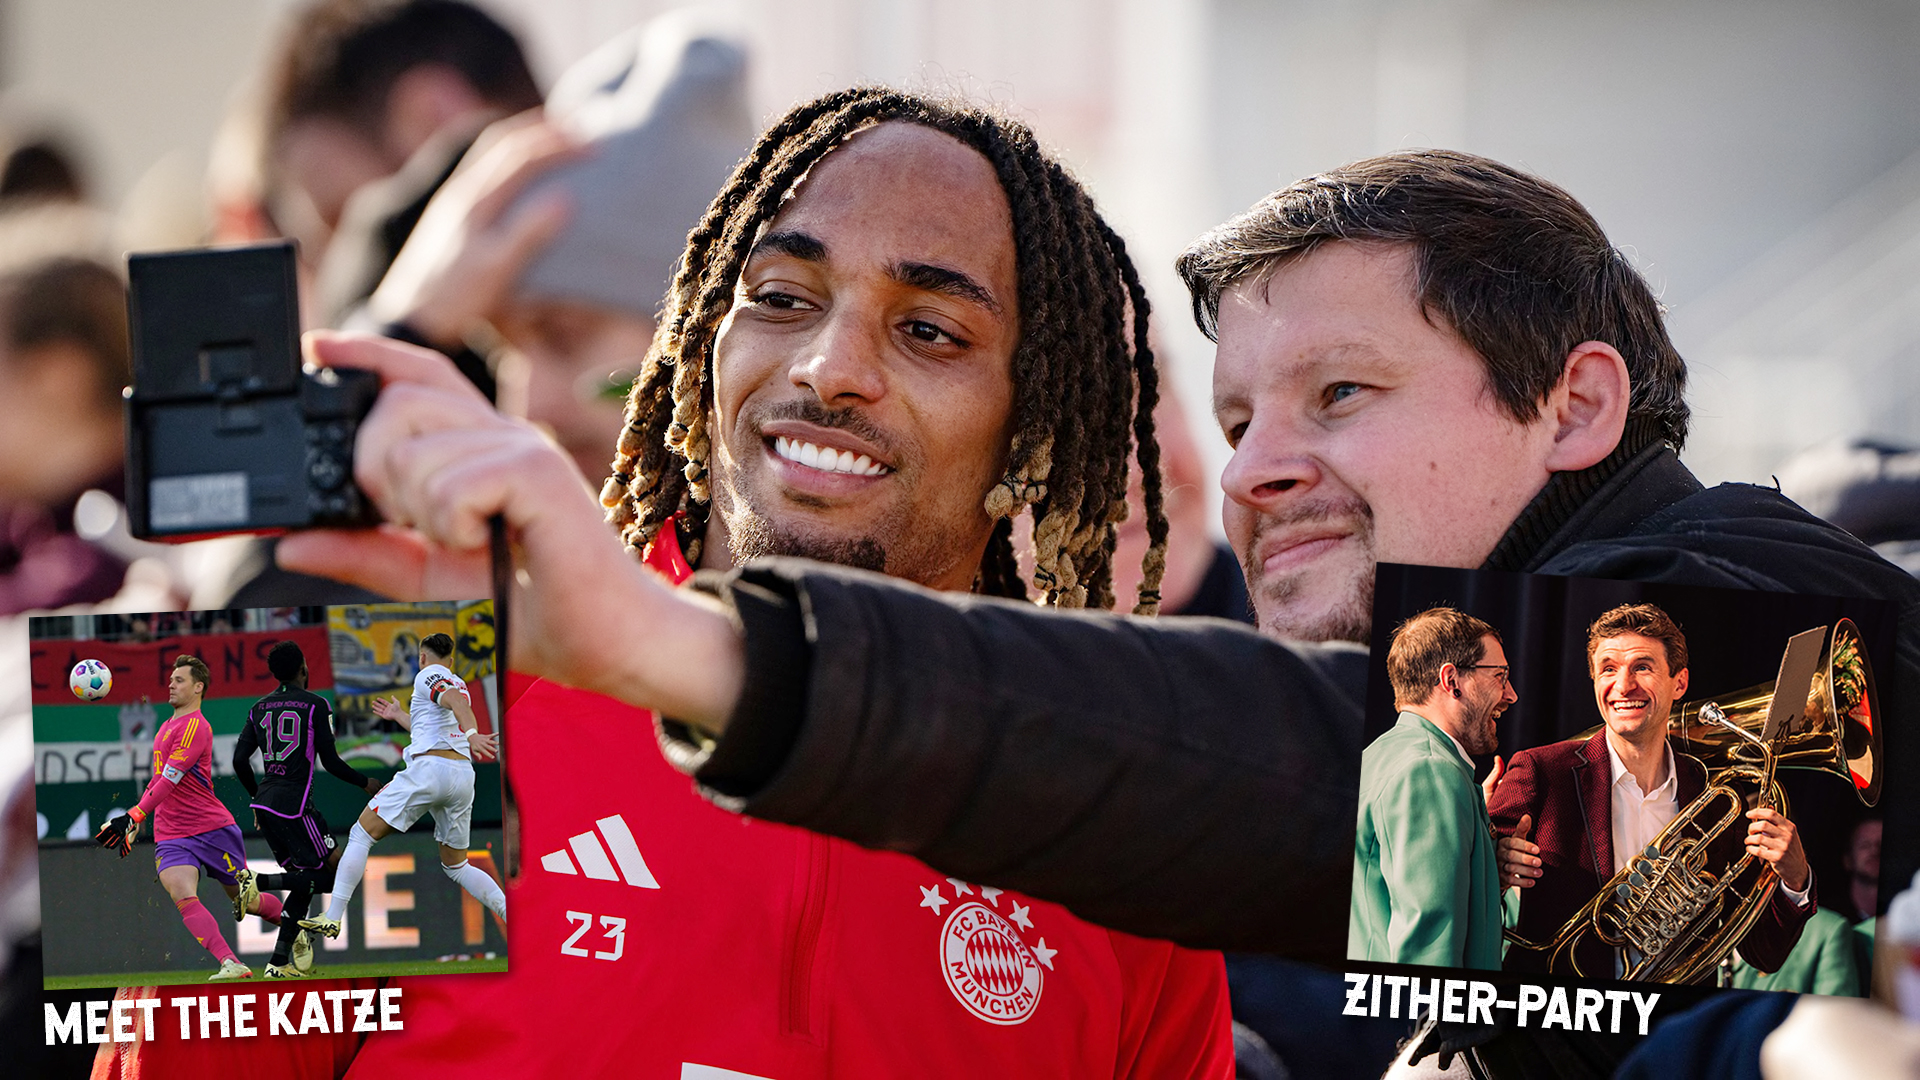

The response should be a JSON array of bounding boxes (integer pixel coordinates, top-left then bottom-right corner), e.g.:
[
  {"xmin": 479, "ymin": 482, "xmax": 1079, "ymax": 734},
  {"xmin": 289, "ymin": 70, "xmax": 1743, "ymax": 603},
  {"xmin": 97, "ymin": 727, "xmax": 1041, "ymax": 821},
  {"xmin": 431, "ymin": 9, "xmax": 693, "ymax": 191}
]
[{"xmin": 300, "ymin": 633, "xmax": 507, "ymax": 937}]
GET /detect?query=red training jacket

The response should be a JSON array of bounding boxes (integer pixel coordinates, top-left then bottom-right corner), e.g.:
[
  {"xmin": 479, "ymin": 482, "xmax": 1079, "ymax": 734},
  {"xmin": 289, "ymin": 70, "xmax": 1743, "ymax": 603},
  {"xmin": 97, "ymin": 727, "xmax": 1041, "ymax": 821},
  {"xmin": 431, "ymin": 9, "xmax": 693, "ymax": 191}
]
[{"xmin": 344, "ymin": 528, "xmax": 1234, "ymax": 1078}]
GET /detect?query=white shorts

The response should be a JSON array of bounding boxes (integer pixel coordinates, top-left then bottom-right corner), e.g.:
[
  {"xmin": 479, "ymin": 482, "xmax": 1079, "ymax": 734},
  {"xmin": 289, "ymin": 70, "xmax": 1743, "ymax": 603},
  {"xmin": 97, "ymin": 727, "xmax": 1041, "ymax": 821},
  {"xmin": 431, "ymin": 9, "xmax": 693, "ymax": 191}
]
[{"xmin": 370, "ymin": 753, "xmax": 475, "ymax": 849}]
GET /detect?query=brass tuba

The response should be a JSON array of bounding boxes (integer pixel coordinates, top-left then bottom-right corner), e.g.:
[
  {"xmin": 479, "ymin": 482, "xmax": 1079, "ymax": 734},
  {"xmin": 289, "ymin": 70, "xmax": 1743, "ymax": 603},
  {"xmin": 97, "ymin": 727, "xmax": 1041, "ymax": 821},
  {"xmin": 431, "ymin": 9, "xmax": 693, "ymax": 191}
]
[{"xmin": 1504, "ymin": 620, "xmax": 1881, "ymax": 984}]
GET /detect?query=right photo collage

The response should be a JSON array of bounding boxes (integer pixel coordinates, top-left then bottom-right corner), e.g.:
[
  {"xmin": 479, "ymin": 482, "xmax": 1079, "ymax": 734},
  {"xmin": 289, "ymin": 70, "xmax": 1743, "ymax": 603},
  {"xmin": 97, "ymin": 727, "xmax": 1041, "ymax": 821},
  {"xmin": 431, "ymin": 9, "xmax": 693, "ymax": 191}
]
[{"xmin": 1353, "ymin": 563, "xmax": 1897, "ymax": 999}]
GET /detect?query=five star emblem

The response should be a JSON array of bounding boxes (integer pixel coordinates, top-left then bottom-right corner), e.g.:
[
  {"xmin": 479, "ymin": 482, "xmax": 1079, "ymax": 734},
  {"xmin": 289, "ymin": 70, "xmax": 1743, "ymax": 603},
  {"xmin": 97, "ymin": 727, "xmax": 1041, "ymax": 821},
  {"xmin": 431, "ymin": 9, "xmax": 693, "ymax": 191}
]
[{"xmin": 921, "ymin": 880, "xmax": 1057, "ymax": 975}]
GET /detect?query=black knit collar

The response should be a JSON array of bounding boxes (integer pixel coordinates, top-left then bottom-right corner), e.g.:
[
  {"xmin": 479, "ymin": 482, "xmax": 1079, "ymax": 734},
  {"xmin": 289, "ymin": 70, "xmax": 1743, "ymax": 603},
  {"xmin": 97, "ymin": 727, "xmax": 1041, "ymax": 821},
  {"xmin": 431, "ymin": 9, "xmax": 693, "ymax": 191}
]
[{"xmin": 1479, "ymin": 416, "xmax": 1695, "ymax": 572}]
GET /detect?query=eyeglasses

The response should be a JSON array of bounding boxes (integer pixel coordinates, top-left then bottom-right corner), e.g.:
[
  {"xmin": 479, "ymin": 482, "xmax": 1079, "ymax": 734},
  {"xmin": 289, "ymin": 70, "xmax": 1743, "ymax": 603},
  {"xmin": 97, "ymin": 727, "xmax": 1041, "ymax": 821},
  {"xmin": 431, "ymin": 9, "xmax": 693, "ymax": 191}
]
[{"xmin": 1465, "ymin": 664, "xmax": 1511, "ymax": 688}]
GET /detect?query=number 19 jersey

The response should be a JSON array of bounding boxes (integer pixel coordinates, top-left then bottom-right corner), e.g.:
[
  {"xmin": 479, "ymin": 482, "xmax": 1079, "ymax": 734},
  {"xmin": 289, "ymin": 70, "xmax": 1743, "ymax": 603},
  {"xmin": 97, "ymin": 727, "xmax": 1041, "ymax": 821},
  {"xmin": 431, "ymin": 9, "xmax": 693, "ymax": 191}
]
[{"xmin": 239, "ymin": 686, "xmax": 342, "ymax": 817}]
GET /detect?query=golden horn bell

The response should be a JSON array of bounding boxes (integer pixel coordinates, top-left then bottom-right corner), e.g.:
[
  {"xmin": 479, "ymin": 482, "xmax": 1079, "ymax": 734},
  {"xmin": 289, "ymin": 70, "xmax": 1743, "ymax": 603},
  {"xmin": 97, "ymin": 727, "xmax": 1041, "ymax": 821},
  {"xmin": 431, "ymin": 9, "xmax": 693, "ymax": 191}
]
[{"xmin": 1671, "ymin": 617, "xmax": 1881, "ymax": 806}]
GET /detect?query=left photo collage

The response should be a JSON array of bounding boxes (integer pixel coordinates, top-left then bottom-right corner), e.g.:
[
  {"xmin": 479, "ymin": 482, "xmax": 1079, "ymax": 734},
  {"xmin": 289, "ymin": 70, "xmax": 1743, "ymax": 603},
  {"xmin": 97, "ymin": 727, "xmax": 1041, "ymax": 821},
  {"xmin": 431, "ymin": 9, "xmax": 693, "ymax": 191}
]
[{"xmin": 31, "ymin": 602, "xmax": 505, "ymax": 989}]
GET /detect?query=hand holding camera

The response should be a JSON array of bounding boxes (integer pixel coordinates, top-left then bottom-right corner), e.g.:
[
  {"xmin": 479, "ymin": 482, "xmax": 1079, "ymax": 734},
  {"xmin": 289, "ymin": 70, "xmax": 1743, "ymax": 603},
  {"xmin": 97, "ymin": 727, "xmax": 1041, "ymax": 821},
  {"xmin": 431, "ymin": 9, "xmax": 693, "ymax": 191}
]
[
  {"xmin": 277, "ymin": 332, "xmax": 744, "ymax": 726},
  {"xmin": 123, "ymin": 242, "xmax": 745, "ymax": 729}
]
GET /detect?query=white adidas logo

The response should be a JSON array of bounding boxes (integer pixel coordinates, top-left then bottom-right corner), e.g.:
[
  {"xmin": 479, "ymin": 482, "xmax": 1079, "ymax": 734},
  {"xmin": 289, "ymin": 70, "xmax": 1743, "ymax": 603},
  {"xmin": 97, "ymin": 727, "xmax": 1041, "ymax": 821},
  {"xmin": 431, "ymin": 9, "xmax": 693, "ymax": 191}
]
[{"xmin": 540, "ymin": 814, "xmax": 660, "ymax": 889}]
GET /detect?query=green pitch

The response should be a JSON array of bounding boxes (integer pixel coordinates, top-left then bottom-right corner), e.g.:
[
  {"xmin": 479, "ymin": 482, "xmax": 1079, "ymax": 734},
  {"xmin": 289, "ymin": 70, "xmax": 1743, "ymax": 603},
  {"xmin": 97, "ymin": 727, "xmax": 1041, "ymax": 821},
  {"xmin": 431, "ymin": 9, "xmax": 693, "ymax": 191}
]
[{"xmin": 44, "ymin": 955, "xmax": 508, "ymax": 991}]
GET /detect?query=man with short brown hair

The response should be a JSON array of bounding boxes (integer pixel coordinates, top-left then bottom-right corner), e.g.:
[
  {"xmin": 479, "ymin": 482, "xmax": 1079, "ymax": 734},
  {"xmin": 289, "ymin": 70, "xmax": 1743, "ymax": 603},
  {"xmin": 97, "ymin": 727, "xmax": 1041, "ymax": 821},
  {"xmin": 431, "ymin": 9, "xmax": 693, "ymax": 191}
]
[
  {"xmin": 1177, "ymin": 150, "xmax": 1687, "ymax": 644},
  {"xmin": 1584, "ymin": 602, "xmax": 1689, "ymax": 677},
  {"xmin": 1490, "ymin": 602, "xmax": 1815, "ymax": 979},
  {"xmin": 1351, "ymin": 607, "xmax": 1514, "ymax": 969}
]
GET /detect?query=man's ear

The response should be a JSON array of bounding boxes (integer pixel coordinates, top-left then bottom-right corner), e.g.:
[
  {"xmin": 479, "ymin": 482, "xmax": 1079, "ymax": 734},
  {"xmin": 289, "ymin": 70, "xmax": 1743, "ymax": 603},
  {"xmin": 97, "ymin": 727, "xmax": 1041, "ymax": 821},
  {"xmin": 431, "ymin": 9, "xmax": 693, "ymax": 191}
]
[
  {"xmin": 1541, "ymin": 341, "xmax": 1630, "ymax": 474},
  {"xmin": 1672, "ymin": 667, "xmax": 1689, "ymax": 699}
]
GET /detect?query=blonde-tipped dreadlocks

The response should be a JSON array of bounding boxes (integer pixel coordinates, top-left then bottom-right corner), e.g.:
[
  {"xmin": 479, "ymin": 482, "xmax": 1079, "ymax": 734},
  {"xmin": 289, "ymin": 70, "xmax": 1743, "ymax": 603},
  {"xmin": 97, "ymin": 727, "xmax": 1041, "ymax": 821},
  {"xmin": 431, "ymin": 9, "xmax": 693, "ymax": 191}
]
[{"xmin": 599, "ymin": 88, "xmax": 1168, "ymax": 613}]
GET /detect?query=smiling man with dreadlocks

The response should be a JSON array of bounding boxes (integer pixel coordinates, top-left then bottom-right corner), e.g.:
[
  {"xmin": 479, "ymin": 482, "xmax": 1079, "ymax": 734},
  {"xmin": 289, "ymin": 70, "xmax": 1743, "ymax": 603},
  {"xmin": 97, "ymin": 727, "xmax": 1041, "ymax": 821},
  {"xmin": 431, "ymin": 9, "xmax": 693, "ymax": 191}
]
[
  {"xmin": 281, "ymin": 85, "xmax": 1228, "ymax": 1078},
  {"xmin": 603, "ymin": 89, "xmax": 1170, "ymax": 612}
]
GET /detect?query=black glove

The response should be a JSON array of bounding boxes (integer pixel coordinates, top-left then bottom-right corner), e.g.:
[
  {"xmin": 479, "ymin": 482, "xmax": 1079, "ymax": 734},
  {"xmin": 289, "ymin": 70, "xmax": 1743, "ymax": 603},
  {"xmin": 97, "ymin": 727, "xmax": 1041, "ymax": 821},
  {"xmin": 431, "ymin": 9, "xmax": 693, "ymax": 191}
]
[
  {"xmin": 94, "ymin": 812, "xmax": 138, "ymax": 857},
  {"xmin": 1407, "ymin": 1014, "xmax": 1502, "ymax": 1073}
]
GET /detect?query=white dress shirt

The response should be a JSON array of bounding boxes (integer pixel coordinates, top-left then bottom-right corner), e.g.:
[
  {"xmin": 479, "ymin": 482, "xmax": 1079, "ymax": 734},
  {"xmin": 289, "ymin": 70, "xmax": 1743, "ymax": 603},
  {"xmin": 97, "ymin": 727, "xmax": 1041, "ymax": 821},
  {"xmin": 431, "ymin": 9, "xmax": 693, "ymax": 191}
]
[{"xmin": 1607, "ymin": 738, "xmax": 1680, "ymax": 875}]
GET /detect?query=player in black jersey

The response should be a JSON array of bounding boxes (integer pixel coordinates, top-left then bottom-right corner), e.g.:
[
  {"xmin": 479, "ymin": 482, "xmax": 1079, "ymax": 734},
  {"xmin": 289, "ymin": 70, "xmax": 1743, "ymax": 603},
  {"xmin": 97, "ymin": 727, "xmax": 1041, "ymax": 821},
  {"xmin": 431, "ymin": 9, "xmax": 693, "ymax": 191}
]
[{"xmin": 232, "ymin": 640, "xmax": 383, "ymax": 978}]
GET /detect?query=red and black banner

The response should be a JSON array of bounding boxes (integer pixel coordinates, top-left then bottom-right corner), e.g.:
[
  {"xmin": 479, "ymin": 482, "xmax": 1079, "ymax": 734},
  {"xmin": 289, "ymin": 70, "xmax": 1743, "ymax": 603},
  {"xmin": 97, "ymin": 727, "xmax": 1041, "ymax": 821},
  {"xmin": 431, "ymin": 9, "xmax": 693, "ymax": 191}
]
[{"xmin": 27, "ymin": 628, "xmax": 333, "ymax": 706}]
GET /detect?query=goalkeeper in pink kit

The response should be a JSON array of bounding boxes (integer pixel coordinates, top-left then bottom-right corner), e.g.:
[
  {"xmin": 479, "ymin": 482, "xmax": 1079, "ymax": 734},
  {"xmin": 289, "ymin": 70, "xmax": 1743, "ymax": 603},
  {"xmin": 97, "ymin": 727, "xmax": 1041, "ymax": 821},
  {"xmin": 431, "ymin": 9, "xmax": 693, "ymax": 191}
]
[{"xmin": 95, "ymin": 654, "xmax": 288, "ymax": 980}]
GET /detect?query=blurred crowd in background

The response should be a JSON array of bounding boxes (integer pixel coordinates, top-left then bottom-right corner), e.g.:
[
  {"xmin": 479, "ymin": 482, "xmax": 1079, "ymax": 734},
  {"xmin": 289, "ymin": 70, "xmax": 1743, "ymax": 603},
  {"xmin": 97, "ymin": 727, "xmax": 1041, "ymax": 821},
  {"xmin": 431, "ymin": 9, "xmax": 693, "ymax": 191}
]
[{"xmin": 3, "ymin": 1, "xmax": 1920, "ymax": 1076}]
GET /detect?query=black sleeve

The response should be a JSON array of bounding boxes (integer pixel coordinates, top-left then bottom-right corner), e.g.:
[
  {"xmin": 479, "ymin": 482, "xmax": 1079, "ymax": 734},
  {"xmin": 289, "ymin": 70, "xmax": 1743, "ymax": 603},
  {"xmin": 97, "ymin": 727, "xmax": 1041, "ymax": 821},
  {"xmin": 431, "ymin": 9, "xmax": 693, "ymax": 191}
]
[
  {"xmin": 312, "ymin": 699, "xmax": 374, "ymax": 790},
  {"xmin": 231, "ymin": 714, "xmax": 259, "ymax": 797},
  {"xmin": 658, "ymin": 559, "xmax": 1366, "ymax": 961}
]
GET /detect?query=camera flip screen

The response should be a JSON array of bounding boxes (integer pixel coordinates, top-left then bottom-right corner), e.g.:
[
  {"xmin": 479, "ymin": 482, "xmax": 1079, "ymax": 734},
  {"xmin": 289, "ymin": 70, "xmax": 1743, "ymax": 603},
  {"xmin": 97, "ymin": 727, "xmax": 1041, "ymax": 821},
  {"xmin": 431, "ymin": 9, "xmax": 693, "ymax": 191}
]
[
  {"xmin": 125, "ymin": 241, "xmax": 378, "ymax": 538},
  {"xmin": 127, "ymin": 242, "xmax": 301, "ymax": 400}
]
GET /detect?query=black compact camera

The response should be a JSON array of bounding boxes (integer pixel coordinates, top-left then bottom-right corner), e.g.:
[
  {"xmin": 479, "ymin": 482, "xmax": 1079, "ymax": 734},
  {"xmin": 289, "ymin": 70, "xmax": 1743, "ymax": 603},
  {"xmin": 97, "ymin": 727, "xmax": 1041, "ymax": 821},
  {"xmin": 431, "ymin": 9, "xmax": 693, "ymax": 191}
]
[{"xmin": 125, "ymin": 241, "xmax": 380, "ymax": 539}]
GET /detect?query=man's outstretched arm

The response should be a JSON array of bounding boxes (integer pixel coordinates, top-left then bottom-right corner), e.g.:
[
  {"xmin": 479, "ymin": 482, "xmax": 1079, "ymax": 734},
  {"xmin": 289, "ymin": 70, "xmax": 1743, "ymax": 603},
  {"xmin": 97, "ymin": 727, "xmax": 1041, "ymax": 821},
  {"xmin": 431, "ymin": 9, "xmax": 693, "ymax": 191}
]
[
  {"xmin": 659, "ymin": 560, "xmax": 1366, "ymax": 959},
  {"xmin": 368, "ymin": 696, "xmax": 413, "ymax": 731}
]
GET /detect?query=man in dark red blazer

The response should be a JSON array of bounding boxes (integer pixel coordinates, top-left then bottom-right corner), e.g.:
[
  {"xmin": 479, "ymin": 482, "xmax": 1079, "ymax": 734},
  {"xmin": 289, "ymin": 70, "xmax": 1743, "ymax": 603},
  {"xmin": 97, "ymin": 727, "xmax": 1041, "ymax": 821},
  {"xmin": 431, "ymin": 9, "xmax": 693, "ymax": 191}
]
[{"xmin": 1489, "ymin": 603, "xmax": 1816, "ymax": 979}]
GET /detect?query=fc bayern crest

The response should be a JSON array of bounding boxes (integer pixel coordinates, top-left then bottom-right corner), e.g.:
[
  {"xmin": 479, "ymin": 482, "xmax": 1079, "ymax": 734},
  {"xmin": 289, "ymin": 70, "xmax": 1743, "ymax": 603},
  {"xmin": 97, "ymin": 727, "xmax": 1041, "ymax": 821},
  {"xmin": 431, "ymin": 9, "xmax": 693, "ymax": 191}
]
[{"xmin": 939, "ymin": 901, "xmax": 1043, "ymax": 1025}]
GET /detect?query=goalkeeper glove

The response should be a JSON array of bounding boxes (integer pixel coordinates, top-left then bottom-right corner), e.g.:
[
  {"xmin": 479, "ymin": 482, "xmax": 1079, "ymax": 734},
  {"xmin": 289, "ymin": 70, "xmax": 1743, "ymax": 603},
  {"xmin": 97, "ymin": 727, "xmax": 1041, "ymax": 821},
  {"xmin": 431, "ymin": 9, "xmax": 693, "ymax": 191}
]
[{"xmin": 94, "ymin": 807, "xmax": 144, "ymax": 857}]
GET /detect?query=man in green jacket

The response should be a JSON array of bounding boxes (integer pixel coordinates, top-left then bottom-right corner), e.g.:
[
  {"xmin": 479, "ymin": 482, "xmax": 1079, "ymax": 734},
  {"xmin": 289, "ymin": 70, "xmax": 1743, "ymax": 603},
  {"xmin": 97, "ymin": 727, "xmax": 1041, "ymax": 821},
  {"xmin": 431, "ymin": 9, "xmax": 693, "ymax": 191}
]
[{"xmin": 1351, "ymin": 606, "xmax": 1514, "ymax": 969}]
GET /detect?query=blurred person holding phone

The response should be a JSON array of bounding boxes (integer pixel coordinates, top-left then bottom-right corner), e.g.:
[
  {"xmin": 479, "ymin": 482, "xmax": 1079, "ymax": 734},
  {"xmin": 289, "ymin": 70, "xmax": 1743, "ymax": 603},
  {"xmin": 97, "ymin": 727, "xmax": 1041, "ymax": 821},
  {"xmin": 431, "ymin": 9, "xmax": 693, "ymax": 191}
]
[
  {"xmin": 202, "ymin": 0, "xmax": 544, "ymax": 609},
  {"xmin": 216, "ymin": 0, "xmax": 539, "ymax": 348},
  {"xmin": 360, "ymin": 11, "xmax": 753, "ymax": 482},
  {"xmin": 255, "ymin": 0, "xmax": 539, "ymax": 287}
]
